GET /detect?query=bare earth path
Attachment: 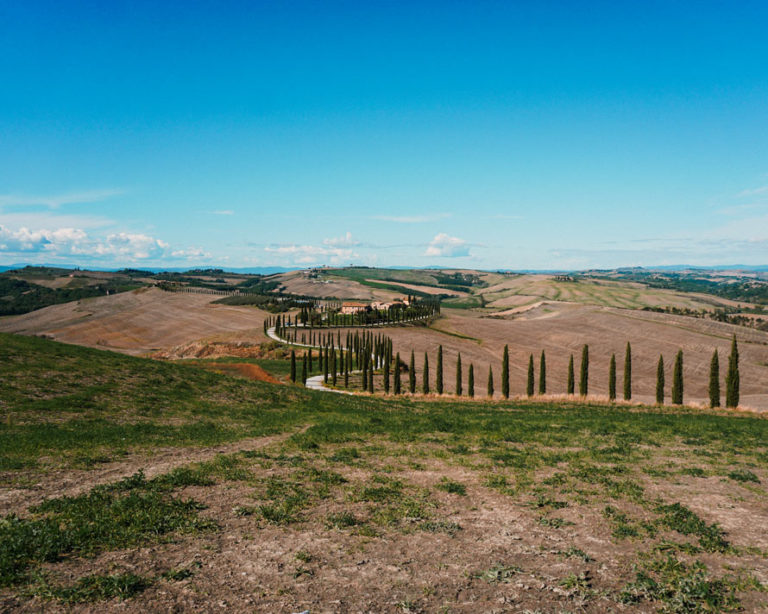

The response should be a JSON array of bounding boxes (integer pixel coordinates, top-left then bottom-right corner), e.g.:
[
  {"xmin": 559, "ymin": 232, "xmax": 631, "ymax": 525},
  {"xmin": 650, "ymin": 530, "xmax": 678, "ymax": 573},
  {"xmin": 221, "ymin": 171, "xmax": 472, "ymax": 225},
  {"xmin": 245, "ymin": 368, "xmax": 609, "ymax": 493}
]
[{"xmin": 0, "ymin": 427, "xmax": 308, "ymax": 516}]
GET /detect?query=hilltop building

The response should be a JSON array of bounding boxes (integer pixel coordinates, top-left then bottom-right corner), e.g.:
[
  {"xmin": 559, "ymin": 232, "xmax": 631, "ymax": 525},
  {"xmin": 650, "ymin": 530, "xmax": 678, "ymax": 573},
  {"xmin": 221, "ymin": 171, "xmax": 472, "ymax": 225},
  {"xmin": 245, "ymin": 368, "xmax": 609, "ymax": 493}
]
[{"xmin": 341, "ymin": 301, "xmax": 368, "ymax": 314}]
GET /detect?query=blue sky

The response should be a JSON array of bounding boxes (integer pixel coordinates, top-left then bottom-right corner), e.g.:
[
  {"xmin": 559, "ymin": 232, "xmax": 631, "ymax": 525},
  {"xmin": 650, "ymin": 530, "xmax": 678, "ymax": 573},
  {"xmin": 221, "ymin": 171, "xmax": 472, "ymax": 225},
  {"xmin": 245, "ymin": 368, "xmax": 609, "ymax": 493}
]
[{"xmin": 1, "ymin": 1, "xmax": 768, "ymax": 270}]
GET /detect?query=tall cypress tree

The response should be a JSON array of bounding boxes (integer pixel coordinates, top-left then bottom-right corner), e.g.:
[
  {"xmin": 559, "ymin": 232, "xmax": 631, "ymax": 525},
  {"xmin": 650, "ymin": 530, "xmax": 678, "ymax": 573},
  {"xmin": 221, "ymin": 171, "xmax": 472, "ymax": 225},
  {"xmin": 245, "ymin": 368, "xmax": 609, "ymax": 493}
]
[
  {"xmin": 345, "ymin": 348, "xmax": 351, "ymax": 387},
  {"xmin": 362, "ymin": 357, "xmax": 368, "ymax": 392},
  {"xmin": 672, "ymin": 350, "xmax": 683, "ymax": 405},
  {"xmin": 301, "ymin": 353, "xmax": 307, "ymax": 384},
  {"xmin": 725, "ymin": 335, "xmax": 740, "ymax": 408},
  {"xmin": 436, "ymin": 345, "xmax": 444, "ymax": 394},
  {"xmin": 468, "ymin": 363, "xmax": 474, "ymax": 398},
  {"xmin": 409, "ymin": 350, "xmax": 416, "ymax": 394},
  {"xmin": 623, "ymin": 342, "xmax": 632, "ymax": 401},
  {"xmin": 423, "ymin": 353, "xmax": 430, "ymax": 394},
  {"xmin": 331, "ymin": 348, "xmax": 337, "ymax": 386},
  {"xmin": 383, "ymin": 354, "xmax": 390, "ymax": 394},
  {"xmin": 538, "ymin": 350, "xmax": 546, "ymax": 395},
  {"xmin": 501, "ymin": 345, "xmax": 510, "ymax": 399},
  {"xmin": 323, "ymin": 347, "xmax": 329, "ymax": 384},
  {"xmin": 456, "ymin": 353, "xmax": 463, "ymax": 396},
  {"xmin": 579, "ymin": 345, "xmax": 589, "ymax": 396},
  {"xmin": 368, "ymin": 366, "xmax": 374, "ymax": 393},
  {"xmin": 394, "ymin": 352, "xmax": 401, "ymax": 395},
  {"xmin": 656, "ymin": 355, "xmax": 664, "ymax": 404},
  {"xmin": 709, "ymin": 349, "xmax": 720, "ymax": 408},
  {"xmin": 567, "ymin": 354, "xmax": 575, "ymax": 394},
  {"xmin": 526, "ymin": 354, "xmax": 534, "ymax": 396},
  {"xmin": 608, "ymin": 353, "xmax": 616, "ymax": 401},
  {"xmin": 308, "ymin": 347, "xmax": 313, "ymax": 372},
  {"xmin": 290, "ymin": 350, "xmax": 297, "ymax": 383},
  {"xmin": 487, "ymin": 365, "xmax": 494, "ymax": 398}
]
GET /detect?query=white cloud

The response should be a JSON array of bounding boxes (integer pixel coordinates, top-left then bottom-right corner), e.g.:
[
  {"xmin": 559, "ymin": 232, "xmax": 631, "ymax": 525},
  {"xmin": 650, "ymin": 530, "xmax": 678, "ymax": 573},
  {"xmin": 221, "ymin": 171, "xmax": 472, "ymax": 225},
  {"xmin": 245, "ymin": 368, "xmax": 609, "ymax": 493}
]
[
  {"xmin": 425, "ymin": 233, "xmax": 470, "ymax": 258},
  {"xmin": 211, "ymin": 210, "xmax": 234, "ymax": 216},
  {"xmin": 323, "ymin": 232, "xmax": 359, "ymax": 247},
  {"xmin": 0, "ymin": 225, "xmax": 171, "ymax": 261},
  {"xmin": 0, "ymin": 189, "xmax": 123, "ymax": 209},
  {"xmin": 264, "ymin": 243, "xmax": 356, "ymax": 265},
  {"xmin": 171, "ymin": 247, "xmax": 211, "ymax": 259},
  {"xmin": 736, "ymin": 185, "xmax": 768, "ymax": 198}
]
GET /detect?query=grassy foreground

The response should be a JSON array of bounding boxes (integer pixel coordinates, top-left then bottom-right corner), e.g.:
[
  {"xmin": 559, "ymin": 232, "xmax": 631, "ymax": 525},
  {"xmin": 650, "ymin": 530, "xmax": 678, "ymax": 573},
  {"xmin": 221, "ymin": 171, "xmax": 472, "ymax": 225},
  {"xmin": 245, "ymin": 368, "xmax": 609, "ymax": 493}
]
[{"xmin": 1, "ymin": 333, "xmax": 767, "ymax": 611}]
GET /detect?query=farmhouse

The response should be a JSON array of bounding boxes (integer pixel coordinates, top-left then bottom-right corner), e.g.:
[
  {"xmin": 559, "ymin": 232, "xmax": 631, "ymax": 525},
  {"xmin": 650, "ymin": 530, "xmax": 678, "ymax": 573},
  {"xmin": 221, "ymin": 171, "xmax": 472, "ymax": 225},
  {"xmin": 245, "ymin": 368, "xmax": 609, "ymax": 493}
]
[{"xmin": 341, "ymin": 301, "xmax": 368, "ymax": 314}]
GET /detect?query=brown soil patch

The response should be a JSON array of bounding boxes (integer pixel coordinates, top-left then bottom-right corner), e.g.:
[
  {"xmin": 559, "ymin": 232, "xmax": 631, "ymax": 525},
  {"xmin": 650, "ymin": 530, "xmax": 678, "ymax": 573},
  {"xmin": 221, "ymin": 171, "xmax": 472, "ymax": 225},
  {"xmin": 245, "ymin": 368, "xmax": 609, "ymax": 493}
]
[{"xmin": 203, "ymin": 362, "xmax": 282, "ymax": 384}]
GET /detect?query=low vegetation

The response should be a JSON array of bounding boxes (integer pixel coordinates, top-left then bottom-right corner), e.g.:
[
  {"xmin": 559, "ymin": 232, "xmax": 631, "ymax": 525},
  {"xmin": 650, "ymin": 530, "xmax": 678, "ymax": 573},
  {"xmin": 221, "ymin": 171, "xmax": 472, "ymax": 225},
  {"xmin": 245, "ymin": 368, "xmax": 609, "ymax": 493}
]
[{"xmin": 1, "ymin": 332, "xmax": 767, "ymax": 611}]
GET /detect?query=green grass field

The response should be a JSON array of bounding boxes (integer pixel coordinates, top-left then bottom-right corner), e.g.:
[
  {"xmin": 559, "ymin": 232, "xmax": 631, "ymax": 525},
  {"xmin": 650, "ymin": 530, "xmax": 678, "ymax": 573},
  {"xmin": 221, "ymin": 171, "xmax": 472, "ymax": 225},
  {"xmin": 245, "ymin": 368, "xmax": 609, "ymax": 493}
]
[{"xmin": 1, "ymin": 332, "xmax": 767, "ymax": 611}]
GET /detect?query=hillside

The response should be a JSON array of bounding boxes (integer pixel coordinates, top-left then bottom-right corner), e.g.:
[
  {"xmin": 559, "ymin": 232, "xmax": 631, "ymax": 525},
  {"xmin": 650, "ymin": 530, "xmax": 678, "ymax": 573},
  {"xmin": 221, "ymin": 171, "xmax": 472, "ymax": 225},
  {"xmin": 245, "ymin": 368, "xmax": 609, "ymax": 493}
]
[
  {"xmin": 0, "ymin": 287, "xmax": 269, "ymax": 355},
  {"xmin": 1, "ymin": 334, "xmax": 768, "ymax": 611}
]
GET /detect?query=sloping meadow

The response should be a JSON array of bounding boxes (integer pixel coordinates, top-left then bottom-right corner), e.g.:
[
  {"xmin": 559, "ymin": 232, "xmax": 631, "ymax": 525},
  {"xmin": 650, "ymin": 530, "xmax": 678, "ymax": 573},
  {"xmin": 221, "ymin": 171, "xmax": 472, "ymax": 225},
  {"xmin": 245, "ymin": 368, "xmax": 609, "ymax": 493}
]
[{"xmin": 1, "ymin": 333, "xmax": 767, "ymax": 611}]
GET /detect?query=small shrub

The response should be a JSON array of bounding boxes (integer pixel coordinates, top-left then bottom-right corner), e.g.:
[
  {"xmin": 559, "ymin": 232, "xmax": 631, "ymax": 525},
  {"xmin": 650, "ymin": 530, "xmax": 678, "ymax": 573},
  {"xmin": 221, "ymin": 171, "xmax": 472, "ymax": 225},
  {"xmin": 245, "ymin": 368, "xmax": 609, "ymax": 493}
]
[
  {"xmin": 727, "ymin": 469, "xmax": 759, "ymax": 484},
  {"xmin": 436, "ymin": 478, "xmax": 467, "ymax": 496}
]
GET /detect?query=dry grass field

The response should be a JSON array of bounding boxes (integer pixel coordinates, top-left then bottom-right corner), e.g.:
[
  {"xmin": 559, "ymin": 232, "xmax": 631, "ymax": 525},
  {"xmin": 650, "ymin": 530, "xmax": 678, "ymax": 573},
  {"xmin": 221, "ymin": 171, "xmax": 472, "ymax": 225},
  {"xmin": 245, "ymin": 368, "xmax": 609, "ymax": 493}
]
[
  {"xmin": 0, "ymin": 287, "xmax": 269, "ymax": 355},
  {"xmin": 454, "ymin": 274, "xmax": 755, "ymax": 312}
]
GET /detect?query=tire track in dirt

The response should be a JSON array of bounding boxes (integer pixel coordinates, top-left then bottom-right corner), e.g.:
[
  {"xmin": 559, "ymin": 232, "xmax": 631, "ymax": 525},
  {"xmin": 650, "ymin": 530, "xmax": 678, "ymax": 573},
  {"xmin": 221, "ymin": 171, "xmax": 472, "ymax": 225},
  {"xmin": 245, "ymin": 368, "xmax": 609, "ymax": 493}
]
[{"xmin": 0, "ymin": 426, "xmax": 308, "ymax": 515}]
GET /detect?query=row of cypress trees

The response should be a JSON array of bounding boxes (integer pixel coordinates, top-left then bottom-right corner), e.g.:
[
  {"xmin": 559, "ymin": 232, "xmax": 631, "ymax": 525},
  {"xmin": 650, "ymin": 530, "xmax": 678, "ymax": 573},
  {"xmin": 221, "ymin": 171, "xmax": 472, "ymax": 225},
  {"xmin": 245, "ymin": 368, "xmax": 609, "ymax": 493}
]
[
  {"xmin": 283, "ymin": 323, "xmax": 742, "ymax": 407},
  {"xmin": 375, "ymin": 337, "xmax": 741, "ymax": 406}
]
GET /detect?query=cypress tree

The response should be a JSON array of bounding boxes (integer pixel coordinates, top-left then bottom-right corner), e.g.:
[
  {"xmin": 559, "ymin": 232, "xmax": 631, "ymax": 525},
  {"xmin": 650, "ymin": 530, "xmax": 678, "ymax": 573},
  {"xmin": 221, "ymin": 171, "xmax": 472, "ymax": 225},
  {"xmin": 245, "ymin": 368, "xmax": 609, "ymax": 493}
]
[
  {"xmin": 709, "ymin": 349, "xmax": 720, "ymax": 408},
  {"xmin": 301, "ymin": 354, "xmax": 307, "ymax": 385},
  {"xmin": 608, "ymin": 353, "xmax": 616, "ymax": 401},
  {"xmin": 538, "ymin": 350, "xmax": 546, "ymax": 395},
  {"xmin": 501, "ymin": 345, "xmax": 510, "ymax": 399},
  {"xmin": 409, "ymin": 350, "xmax": 416, "ymax": 394},
  {"xmin": 345, "ymin": 348, "xmax": 351, "ymax": 387},
  {"xmin": 567, "ymin": 355, "xmax": 575, "ymax": 394},
  {"xmin": 362, "ymin": 357, "xmax": 368, "ymax": 392},
  {"xmin": 368, "ymin": 365, "xmax": 374, "ymax": 393},
  {"xmin": 436, "ymin": 345, "xmax": 444, "ymax": 394},
  {"xmin": 579, "ymin": 345, "xmax": 589, "ymax": 396},
  {"xmin": 526, "ymin": 354, "xmax": 534, "ymax": 396},
  {"xmin": 383, "ymin": 355, "xmax": 390, "ymax": 394},
  {"xmin": 331, "ymin": 348, "xmax": 337, "ymax": 386},
  {"xmin": 468, "ymin": 363, "xmax": 474, "ymax": 398},
  {"xmin": 671, "ymin": 350, "xmax": 683, "ymax": 405},
  {"xmin": 725, "ymin": 335, "xmax": 740, "ymax": 408},
  {"xmin": 308, "ymin": 348, "xmax": 313, "ymax": 372},
  {"xmin": 487, "ymin": 365, "xmax": 494, "ymax": 398},
  {"xmin": 656, "ymin": 355, "xmax": 664, "ymax": 404},
  {"xmin": 623, "ymin": 342, "xmax": 632, "ymax": 401},
  {"xmin": 394, "ymin": 353, "xmax": 401, "ymax": 395},
  {"xmin": 423, "ymin": 353, "xmax": 430, "ymax": 394},
  {"xmin": 290, "ymin": 350, "xmax": 296, "ymax": 383},
  {"xmin": 456, "ymin": 353, "xmax": 463, "ymax": 396},
  {"xmin": 323, "ymin": 347, "xmax": 329, "ymax": 383}
]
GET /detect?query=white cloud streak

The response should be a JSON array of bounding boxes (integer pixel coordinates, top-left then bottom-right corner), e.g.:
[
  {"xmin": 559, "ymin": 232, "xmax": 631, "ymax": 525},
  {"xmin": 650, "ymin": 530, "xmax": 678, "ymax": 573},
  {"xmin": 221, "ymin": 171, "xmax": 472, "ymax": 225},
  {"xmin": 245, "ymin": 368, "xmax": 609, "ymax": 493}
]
[{"xmin": 0, "ymin": 189, "xmax": 124, "ymax": 209}]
